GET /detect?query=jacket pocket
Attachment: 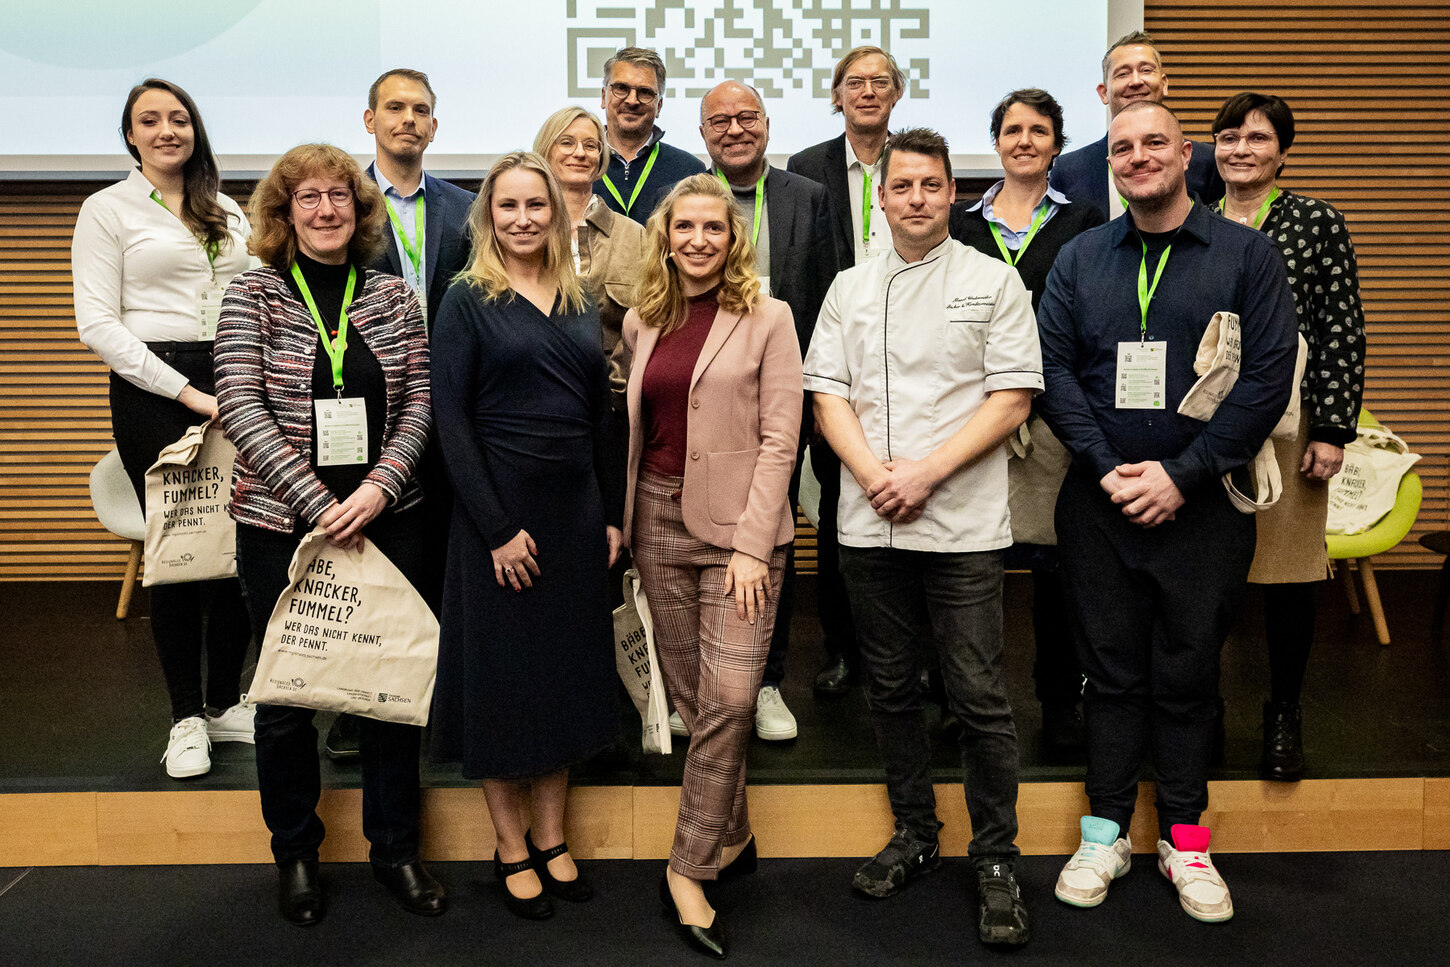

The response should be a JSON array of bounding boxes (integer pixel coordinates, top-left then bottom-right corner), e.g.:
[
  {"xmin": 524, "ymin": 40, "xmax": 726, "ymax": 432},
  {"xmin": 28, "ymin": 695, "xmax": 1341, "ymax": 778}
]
[{"xmin": 705, "ymin": 447, "xmax": 760, "ymax": 526}]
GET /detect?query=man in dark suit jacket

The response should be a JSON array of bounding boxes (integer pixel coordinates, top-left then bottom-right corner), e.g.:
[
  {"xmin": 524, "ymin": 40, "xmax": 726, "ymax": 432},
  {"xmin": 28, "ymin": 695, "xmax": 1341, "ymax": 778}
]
[
  {"xmin": 786, "ymin": 46, "xmax": 905, "ymax": 698},
  {"xmin": 700, "ymin": 80, "xmax": 839, "ymax": 741},
  {"xmin": 1050, "ymin": 30, "xmax": 1224, "ymax": 219}
]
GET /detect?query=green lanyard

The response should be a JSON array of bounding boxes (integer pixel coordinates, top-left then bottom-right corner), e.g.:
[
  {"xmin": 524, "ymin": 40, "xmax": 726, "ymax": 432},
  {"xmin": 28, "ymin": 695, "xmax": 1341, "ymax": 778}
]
[
  {"xmin": 715, "ymin": 169, "xmax": 765, "ymax": 246},
  {"xmin": 383, "ymin": 192, "xmax": 426, "ymax": 279},
  {"xmin": 150, "ymin": 189, "xmax": 219, "ymax": 275},
  {"xmin": 861, "ymin": 166, "xmax": 873, "ymax": 247},
  {"xmin": 1217, "ymin": 186, "xmax": 1280, "ymax": 229},
  {"xmin": 290, "ymin": 262, "xmax": 358, "ymax": 395},
  {"xmin": 1137, "ymin": 238, "xmax": 1172, "ymax": 343},
  {"xmin": 987, "ymin": 202, "xmax": 1051, "ymax": 266},
  {"xmin": 600, "ymin": 143, "xmax": 660, "ymax": 215}
]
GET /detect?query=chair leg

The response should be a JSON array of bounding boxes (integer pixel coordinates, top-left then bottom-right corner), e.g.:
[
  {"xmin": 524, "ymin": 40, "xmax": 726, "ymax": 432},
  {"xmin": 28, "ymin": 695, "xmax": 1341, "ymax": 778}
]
[
  {"xmin": 117, "ymin": 541, "xmax": 142, "ymax": 620},
  {"xmin": 1433, "ymin": 559, "xmax": 1450, "ymax": 642},
  {"xmin": 1340, "ymin": 559, "xmax": 1361, "ymax": 615},
  {"xmin": 1358, "ymin": 557, "xmax": 1390, "ymax": 647}
]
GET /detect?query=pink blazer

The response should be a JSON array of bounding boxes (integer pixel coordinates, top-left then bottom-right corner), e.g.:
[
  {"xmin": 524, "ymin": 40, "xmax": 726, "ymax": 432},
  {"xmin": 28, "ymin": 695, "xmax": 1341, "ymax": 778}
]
[{"xmin": 622, "ymin": 296, "xmax": 803, "ymax": 562}]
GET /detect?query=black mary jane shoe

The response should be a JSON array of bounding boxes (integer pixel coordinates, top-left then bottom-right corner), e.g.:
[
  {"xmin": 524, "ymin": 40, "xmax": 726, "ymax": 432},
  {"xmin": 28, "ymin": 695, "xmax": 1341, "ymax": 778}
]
[
  {"xmin": 659, "ymin": 873, "xmax": 726, "ymax": 959},
  {"xmin": 372, "ymin": 859, "xmax": 448, "ymax": 916},
  {"xmin": 525, "ymin": 831, "xmax": 594, "ymax": 902},
  {"xmin": 494, "ymin": 851, "xmax": 555, "ymax": 920},
  {"xmin": 277, "ymin": 858, "xmax": 324, "ymax": 927},
  {"xmin": 717, "ymin": 837, "xmax": 757, "ymax": 883}
]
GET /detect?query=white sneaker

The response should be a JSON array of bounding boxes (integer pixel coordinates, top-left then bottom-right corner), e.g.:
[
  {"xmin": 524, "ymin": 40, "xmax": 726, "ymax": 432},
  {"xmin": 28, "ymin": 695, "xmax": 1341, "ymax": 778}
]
[
  {"xmin": 1055, "ymin": 816, "xmax": 1132, "ymax": 907},
  {"xmin": 207, "ymin": 696, "xmax": 256, "ymax": 744},
  {"xmin": 668, "ymin": 711, "xmax": 689, "ymax": 737},
  {"xmin": 1157, "ymin": 824, "xmax": 1234, "ymax": 922},
  {"xmin": 755, "ymin": 685, "xmax": 798, "ymax": 741},
  {"xmin": 161, "ymin": 716, "xmax": 212, "ymax": 778}
]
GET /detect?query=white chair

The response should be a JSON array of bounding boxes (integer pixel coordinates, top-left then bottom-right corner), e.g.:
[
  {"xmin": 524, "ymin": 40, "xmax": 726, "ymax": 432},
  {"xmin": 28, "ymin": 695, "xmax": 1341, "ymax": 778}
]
[{"xmin": 89, "ymin": 448, "xmax": 145, "ymax": 619}]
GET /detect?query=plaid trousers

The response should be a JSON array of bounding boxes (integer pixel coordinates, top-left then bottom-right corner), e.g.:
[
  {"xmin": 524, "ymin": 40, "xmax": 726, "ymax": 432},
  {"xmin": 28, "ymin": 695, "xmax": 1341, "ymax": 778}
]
[{"xmin": 632, "ymin": 469, "xmax": 787, "ymax": 878}]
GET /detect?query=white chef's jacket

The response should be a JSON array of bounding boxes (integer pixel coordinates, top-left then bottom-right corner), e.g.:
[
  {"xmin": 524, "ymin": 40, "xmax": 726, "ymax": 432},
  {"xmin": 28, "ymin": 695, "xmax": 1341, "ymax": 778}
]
[
  {"xmin": 72, "ymin": 168, "xmax": 252, "ymax": 397},
  {"xmin": 802, "ymin": 236, "xmax": 1042, "ymax": 552}
]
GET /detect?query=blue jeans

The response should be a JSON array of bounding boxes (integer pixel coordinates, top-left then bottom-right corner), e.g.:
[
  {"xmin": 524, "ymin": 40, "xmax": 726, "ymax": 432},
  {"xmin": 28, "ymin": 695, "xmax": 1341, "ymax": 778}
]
[
  {"xmin": 838, "ymin": 545, "xmax": 1021, "ymax": 865},
  {"xmin": 235, "ymin": 509, "xmax": 425, "ymax": 867}
]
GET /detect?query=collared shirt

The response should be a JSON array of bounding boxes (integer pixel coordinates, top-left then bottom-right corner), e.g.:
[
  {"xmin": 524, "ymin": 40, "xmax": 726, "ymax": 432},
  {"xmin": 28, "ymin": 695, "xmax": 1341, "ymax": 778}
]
[
  {"xmin": 968, "ymin": 181, "xmax": 1070, "ymax": 250},
  {"xmin": 1036, "ymin": 201, "xmax": 1299, "ymax": 494},
  {"xmin": 374, "ymin": 164, "xmax": 427, "ymax": 300},
  {"xmin": 72, "ymin": 168, "xmax": 253, "ymax": 396},
  {"xmin": 845, "ymin": 137, "xmax": 892, "ymax": 263},
  {"xmin": 803, "ymin": 236, "xmax": 1043, "ymax": 553}
]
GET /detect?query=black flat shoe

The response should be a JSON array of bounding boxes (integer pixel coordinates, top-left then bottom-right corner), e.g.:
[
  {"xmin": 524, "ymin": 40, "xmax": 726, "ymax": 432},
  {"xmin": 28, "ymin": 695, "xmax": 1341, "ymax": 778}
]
[
  {"xmin": 372, "ymin": 859, "xmax": 448, "ymax": 916},
  {"xmin": 277, "ymin": 859, "xmax": 323, "ymax": 927},
  {"xmin": 813, "ymin": 656, "xmax": 853, "ymax": 697},
  {"xmin": 526, "ymin": 831, "xmax": 594, "ymax": 902},
  {"xmin": 494, "ymin": 851, "xmax": 555, "ymax": 920},
  {"xmin": 717, "ymin": 837, "xmax": 757, "ymax": 883},
  {"xmin": 1261, "ymin": 701, "xmax": 1305, "ymax": 781},
  {"xmin": 659, "ymin": 873, "xmax": 726, "ymax": 959}
]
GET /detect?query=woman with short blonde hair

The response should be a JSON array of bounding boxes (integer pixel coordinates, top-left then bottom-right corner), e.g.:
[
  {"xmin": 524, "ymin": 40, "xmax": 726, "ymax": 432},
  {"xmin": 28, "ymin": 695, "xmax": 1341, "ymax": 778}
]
[
  {"xmin": 621, "ymin": 172, "xmax": 802, "ymax": 958},
  {"xmin": 429, "ymin": 151, "xmax": 623, "ymax": 921}
]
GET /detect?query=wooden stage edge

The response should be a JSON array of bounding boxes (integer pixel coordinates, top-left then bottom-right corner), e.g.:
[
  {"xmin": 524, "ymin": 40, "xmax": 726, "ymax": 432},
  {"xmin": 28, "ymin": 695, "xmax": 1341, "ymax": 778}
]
[{"xmin": 3, "ymin": 777, "xmax": 1447, "ymax": 867}]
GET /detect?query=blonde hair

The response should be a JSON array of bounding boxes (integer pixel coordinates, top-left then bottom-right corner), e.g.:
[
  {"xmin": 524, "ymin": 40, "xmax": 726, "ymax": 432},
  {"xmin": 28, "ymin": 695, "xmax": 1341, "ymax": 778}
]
[
  {"xmin": 248, "ymin": 143, "xmax": 387, "ymax": 271},
  {"xmin": 460, "ymin": 151, "xmax": 585, "ymax": 312},
  {"xmin": 533, "ymin": 106, "xmax": 609, "ymax": 182},
  {"xmin": 635, "ymin": 173, "xmax": 760, "ymax": 333}
]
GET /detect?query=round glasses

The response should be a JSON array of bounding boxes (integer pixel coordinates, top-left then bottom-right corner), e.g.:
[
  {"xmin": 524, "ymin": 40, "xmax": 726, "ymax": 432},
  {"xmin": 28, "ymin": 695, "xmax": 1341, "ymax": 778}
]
[
  {"xmin": 607, "ymin": 82, "xmax": 658, "ymax": 105},
  {"xmin": 704, "ymin": 111, "xmax": 763, "ymax": 134},
  {"xmin": 556, "ymin": 135, "xmax": 603, "ymax": 156}
]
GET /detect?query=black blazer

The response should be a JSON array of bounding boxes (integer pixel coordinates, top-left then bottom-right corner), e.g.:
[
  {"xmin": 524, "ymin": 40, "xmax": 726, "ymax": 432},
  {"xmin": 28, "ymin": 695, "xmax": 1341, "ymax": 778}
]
[
  {"xmin": 786, "ymin": 134, "xmax": 855, "ymax": 272},
  {"xmin": 1049, "ymin": 134, "xmax": 1224, "ymax": 221},
  {"xmin": 762, "ymin": 165, "xmax": 839, "ymax": 349},
  {"xmin": 948, "ymin": 197, "xmax": 1106, "ymax": 313},
  {"xmin": 366, "ymin": 163, "xmax": 476, "ymax": 328}
]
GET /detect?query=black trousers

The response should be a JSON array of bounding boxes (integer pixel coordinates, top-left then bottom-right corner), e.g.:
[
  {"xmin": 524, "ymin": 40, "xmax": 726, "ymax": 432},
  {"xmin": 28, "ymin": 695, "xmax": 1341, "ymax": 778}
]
[
  {"xmin": 109, "ymin": 348, "xmax": 251, "ymax": 721},
  {"xmin": 762, "ymin": 439, "xmax": 859, "ymax": 685},
  {"xmin": 235, "ymin": 508, "xmax": 425, "ymax": 867},
  {"xmin": 1056, "ymin": 470, "xmax": 1254, "ymax": 841},
  {"xmin": 1004, "ymin": 542, "xmax": 1082, "ymax": 706}
]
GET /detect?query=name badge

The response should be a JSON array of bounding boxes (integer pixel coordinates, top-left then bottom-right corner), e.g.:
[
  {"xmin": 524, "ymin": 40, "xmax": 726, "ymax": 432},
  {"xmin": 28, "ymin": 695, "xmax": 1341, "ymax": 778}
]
[
  {"xmin": 197, "ymin": 282, "xmax": 224, "ymax": 340},
  {"xmin": 1115, "ymin": 341, "xmax": 1167, "ymax": 409},
  {"xmin": 314, "ymin": 397, "xmax": 368, "ymax": 466}
]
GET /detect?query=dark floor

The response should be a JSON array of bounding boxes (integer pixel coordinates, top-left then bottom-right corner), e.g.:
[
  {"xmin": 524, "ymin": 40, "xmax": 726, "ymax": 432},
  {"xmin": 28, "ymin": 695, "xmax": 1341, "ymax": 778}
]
[
  {"xmin": 2, "ymin": 852, "xmax": 1448, "ymax": 966},
  {"xmin": 2, "ymin": 570, "xmax": 1448, "ymax": 794}
]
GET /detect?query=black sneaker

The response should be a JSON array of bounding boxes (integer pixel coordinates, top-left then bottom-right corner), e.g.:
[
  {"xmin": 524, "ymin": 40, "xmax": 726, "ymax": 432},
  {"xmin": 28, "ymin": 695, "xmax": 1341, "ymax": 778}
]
[
  {"xmin": 977, "ymin": 862, "xmax": 1030, "ymax": 946},
  {"xmin": 324, "ymin": 713, "xmax": 361, "ymax": 761},
  {"xmin": 851, "ymin": 826, "xmax": 941, "ymax": 898}
]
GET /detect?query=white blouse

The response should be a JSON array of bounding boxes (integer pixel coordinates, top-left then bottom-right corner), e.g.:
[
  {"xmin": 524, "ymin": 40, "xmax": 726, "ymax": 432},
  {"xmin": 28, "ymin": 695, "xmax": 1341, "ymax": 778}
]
[{"xmin": 72, "ymin": 168, "xmax": 253, "ymax": 397}]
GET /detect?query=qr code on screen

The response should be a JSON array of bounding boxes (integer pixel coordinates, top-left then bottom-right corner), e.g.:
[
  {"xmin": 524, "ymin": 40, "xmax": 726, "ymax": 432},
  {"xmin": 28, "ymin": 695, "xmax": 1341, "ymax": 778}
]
[{"xmin": 565, "ymin": 0, "xmax": 930, "ymax": 100}]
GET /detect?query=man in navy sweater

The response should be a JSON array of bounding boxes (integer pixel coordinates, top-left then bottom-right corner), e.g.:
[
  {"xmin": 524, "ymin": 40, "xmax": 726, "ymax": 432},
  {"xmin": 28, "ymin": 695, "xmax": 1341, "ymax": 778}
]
[
  {"xmin": 1050, "ymin": 31, "xmax": 1224, "ymax": 219},
  {"xmin": 1038, "ymin": 101, "xmax": 1295, "ymax": 924}
]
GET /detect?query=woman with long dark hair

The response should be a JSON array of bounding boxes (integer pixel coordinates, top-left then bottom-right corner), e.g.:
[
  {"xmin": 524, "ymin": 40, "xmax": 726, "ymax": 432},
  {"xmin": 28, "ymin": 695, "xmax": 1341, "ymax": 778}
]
[{"xmin": 72, "ymin": 78, "xmax": 255, "ymax": 779}]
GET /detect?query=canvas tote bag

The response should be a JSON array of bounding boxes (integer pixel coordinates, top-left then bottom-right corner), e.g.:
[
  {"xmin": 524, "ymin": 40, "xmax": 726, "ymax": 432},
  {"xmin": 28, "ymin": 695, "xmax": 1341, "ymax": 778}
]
[
  {"xmin": 1326, "ymin": 423, "xmax": 1421, "ymax": 536},
  {"xmin": 142, "ymin": 419, "xmax": 238, "ymax": 585},
  {"xmin": 612, "ymin": 569, "xmax": 672, "ymax": 754},
  {"xmin": 249, "ymin": 526, "xmax": 438, "ymax": 726}
]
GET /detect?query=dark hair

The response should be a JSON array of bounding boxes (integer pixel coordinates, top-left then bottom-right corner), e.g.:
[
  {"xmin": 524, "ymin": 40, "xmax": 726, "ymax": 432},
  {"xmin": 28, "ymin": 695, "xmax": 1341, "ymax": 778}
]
[
  {"xmin": 1101, "ymin": 30, "xmax": 1161, "ymax": 82},
  {"xmin": 603, "ymin": 47, "xmax": 667, "ymax": 90},
  {"xmin": 882, "ymin": 127, "xmax": 952, "ymax": 184},
  {"xmin": 990, "ymin": 88, "xmax": 1067, "ymax": 153},
  {"xmin": 120, "ymin": 78, "xmax": 233, "ymax": 252},
  {"xmin": 368, "ymin": 68, "xmax": 436, "ymax": 112},
  {"xmin": 1212, "ymin": 92, "xmax": 1296, "ymax": 151},
  {"xmin": 247, "ymin": 144, "xmax": 388, "ymax": 272}
]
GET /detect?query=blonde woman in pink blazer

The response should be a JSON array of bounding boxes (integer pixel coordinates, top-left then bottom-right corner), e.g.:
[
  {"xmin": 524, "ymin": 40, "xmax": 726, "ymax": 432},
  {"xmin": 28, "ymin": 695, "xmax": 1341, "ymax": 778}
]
[{"xmin": 621, "ymin": 173, "xmax": 802, "ymax": 959}]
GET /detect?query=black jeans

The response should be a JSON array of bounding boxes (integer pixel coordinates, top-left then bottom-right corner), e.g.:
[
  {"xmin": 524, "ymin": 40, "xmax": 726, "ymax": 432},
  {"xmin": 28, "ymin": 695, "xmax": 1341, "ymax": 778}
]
[
  {"xmin": 1004, "ymin": 543, "xmax": 1082, "ymax": 706},
  {"xmin": 1056, "ymin": 471, "xmax": 1254, "ymax": 841},
  {"xmin": 838, "ymin": 545, "xmax": 1020, "ymax": 864},
  {"xmin": 110, "ymin": 349, "xmax": 251, "ymax": 721},
  {"xmin": 762, "ymin": 439, "xmax": 859, "ymax": 685},
  {"xmin": 235, "ymin": 507, "xmax": 425, "ymax": 867}
]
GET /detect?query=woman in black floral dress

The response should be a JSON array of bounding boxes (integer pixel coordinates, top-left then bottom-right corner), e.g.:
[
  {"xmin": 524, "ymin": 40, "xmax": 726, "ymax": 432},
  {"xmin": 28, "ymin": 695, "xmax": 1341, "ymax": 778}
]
[{"xmin": 1211, "ymin": 92, "xmax": 1366, "ymax": 781}]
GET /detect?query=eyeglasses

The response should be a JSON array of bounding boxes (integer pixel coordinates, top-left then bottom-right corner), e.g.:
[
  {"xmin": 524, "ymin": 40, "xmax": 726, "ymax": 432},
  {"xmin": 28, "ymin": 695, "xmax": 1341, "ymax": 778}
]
[
  {"xmin": 556, "ymin": 135, "xmax": 603, "ymax": 156},
  {"xmin": 292, "ymin": 187, "xmax": 354, "ymax": 209},
  {"xmin": 1213, "ymin": 131, "xmax": 1277, "ymax": 150},
  {"xmin": 704, "ymin": 111, "xmax": 763, "ymax": 134},
  {"xmin": 607, "ymin": 82, "xmax": 659, "ymax": 105},
  {"xmin": 842, "ymin": 75, "xmax": 895, "ymax": 94}
]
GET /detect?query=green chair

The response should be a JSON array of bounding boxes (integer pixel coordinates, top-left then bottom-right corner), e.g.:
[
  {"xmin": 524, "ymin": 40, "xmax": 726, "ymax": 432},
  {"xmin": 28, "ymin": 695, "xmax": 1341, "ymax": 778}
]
[{"xmin": 1325, "ymin": 409, "xmax": 1422, "ymax": 646}]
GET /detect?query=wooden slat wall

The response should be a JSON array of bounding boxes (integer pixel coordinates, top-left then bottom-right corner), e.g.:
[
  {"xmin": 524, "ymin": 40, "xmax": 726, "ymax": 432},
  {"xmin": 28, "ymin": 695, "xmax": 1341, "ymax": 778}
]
[
  {"xmin": 1146, "ymin": 0, "xmax": 1450, "ymax": 566},
  {"xmin": 1, "ymin": 1, "xmax": 1447, "ymax": 578}
]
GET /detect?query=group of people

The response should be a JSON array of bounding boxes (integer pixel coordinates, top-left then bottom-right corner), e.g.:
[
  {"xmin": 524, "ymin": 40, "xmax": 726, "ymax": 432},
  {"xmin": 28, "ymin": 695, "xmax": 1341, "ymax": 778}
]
[{"xmin": 71, "ymin": 28, "xmax": 1365, "ymax": 957}]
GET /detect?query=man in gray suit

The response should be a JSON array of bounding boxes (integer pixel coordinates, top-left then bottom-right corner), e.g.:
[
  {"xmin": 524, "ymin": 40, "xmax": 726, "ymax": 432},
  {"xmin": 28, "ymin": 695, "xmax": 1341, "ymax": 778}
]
[{"xmin": 698, "ymin": 80, "xmax": 838, "ymax": 742}]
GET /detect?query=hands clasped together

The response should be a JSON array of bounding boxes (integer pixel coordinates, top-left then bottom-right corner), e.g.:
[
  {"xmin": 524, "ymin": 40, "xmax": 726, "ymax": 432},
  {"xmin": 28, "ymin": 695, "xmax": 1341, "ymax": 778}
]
[
  {"xmin": 1100, "ymin": 460, "xmax": 1184, "ymax": 528},
  {"xmin": 490, "ymin": 526, "xmax": 624, "ymax": 592}
]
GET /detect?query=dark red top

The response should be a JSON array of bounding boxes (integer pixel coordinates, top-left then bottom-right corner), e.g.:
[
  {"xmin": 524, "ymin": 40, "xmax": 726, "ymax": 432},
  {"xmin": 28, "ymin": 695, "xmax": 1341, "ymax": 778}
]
[{"xmin": 641, "ymin": 290, "xmax": 719, "ymax": 477}]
